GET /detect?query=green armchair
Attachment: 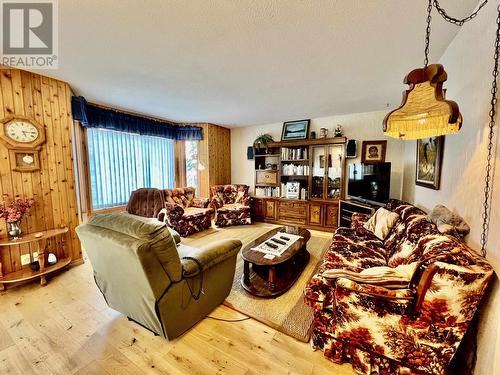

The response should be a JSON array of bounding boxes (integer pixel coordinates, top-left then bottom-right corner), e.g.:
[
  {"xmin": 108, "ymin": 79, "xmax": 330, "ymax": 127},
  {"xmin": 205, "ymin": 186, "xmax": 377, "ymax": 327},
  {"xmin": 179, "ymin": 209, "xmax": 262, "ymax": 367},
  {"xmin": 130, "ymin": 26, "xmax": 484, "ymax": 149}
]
[{"xmin": 76, "ymin": 212, "xmax": 241, "ymax": 340}]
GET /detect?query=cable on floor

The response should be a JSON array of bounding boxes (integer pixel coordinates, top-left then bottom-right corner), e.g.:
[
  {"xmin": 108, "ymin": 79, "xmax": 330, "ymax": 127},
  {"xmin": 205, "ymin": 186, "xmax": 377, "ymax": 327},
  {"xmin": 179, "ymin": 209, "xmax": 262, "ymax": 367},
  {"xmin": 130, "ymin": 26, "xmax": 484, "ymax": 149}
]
[{"xmin": 207, "ymin": 315, "xmax": 251, "ymax": 322}]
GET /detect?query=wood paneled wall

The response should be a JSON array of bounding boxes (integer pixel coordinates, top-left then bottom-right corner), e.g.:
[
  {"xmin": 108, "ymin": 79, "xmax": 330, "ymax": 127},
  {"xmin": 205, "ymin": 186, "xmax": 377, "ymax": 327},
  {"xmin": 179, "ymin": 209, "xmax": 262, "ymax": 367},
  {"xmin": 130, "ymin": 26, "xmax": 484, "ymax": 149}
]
[
  {"xmin": 197, "ymin": 123, "xmax": 231, "ymax": 197},
  {"xmin": 0, "ymin": 68, "xmax": 81, "ymax": 274}
]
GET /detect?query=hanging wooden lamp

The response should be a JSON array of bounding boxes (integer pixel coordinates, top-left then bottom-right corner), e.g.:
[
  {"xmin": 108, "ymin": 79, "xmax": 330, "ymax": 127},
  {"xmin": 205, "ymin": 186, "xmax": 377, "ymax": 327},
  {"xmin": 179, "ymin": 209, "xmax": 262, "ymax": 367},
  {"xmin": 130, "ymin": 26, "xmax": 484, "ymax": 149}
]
[
  {"xmin": 383, "ymin": 0, "xmax": 463, "ymax": 140},
  {"xmin": 383, "ymin": 63, "xmax": 462, "ymax": 140}
]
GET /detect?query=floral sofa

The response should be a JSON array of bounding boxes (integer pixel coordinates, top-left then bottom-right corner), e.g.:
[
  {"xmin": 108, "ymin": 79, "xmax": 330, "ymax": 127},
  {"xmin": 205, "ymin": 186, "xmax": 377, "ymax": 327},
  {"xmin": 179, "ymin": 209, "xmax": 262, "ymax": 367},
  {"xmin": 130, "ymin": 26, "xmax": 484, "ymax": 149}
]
[
  {"xmin": 304, "ymin": 200, "xmax": 493, "ymax": 375},
  {"xmin": 160, "ymin": 187, "xmax": 213, "ymax": 237},
  {"xmin": 210, "ymin": 184, "xmax": 252, "ymax": 227}
]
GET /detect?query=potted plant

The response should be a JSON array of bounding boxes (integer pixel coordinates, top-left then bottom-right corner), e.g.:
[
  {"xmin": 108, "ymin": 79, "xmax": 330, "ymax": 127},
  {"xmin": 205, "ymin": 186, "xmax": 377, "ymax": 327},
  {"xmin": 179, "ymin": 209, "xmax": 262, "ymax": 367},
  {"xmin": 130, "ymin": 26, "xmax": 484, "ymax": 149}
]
[
  {"xmin": 0, "ymin": 194, "xmax": 35, "ymax": 240},
  {"xmin": 253, "ymin": 134, "xmax": 274, "ymax": 154}
]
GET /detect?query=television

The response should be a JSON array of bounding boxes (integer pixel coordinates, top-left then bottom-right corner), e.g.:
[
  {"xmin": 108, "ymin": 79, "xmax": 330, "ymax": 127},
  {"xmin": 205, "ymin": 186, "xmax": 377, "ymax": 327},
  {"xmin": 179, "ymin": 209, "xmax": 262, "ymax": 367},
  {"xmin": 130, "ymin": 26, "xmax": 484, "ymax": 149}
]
[{"xmin": 348, "ymin": 162, "xmax": 391, "ymax": 204}]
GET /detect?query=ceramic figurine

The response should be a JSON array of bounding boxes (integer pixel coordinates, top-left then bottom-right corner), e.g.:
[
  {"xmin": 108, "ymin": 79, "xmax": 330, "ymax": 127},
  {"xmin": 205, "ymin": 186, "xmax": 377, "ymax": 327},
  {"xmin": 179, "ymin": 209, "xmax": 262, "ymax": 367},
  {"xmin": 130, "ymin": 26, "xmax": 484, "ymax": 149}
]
[{"xmin": 334, "ymin": 124, "xmax": 344, "ymax": 137}]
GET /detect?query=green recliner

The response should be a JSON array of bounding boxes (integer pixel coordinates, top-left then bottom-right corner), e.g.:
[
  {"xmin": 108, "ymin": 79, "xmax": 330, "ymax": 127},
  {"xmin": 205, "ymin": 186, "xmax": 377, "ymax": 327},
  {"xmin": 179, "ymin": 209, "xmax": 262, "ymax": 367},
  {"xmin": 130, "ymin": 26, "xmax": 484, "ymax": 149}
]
[{"xmin": 76, "ymin": 212, "xmax": 242, "ymax": 340}]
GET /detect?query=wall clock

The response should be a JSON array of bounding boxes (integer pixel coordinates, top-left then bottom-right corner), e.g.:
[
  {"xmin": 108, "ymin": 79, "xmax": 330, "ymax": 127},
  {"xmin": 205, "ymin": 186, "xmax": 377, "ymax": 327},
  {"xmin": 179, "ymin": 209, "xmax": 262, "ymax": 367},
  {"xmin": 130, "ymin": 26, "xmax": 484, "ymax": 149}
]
[
  {"xmin": 0, "ymin": 116, "xmax": 46, "ymax": 150},
  {"xmin": 0, "ymin": 116, "xmax": 46, "ymax": 172}
]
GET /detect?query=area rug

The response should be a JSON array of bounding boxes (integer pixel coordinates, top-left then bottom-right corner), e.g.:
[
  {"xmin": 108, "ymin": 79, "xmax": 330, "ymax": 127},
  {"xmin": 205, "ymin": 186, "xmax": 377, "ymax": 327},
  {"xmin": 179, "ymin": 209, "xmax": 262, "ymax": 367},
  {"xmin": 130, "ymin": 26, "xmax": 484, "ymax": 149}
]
[
  {"xmin": 224, "ymin": 232, "xmax": 330, "ymax": 342},
  {"xmin": 183, "ymin": 223, "xmax": 331, "ymax": 342}
]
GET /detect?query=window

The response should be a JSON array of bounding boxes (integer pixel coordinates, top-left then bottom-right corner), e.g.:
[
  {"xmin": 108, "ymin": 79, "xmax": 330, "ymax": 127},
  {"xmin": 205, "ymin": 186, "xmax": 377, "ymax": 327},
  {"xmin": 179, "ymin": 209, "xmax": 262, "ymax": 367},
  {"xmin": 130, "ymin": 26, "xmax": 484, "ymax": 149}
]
[
  {"xmin": 185, "ymin": 140, "xmax": 199, "ymax": 192},
  {"xmin": 87, "ymin": 128, "xmax": 175, "ymax": 210}
]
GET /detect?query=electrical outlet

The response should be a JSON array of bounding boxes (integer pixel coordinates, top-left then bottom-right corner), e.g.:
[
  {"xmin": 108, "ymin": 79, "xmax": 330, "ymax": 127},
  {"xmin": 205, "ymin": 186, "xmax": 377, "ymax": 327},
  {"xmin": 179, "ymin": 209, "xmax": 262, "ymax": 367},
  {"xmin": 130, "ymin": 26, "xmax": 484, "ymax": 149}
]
[
  {"xmin": 20, "ymin": 254, "xmax": 31, "ymax": 266},
  {"xmin": 33, "ymin": 252, "xmax": 38, "ymax": 259}
]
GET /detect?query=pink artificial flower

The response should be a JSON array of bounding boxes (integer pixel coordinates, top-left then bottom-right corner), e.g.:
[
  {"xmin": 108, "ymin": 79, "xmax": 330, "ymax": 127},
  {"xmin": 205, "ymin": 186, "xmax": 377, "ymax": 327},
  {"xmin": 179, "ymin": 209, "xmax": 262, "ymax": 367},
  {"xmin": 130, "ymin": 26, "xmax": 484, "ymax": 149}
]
[{"xmin": 0, "ymin": 195, "xmax": 35, "ymax": 223}]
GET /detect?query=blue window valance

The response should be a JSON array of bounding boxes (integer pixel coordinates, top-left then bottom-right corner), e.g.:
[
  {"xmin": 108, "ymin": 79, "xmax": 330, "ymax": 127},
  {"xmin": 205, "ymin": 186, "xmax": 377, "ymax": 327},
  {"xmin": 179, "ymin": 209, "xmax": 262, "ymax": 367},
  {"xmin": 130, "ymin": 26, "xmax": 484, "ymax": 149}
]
[{"xmin": 71, "ymin": 96, "xmax": 202, "ymax": 141}]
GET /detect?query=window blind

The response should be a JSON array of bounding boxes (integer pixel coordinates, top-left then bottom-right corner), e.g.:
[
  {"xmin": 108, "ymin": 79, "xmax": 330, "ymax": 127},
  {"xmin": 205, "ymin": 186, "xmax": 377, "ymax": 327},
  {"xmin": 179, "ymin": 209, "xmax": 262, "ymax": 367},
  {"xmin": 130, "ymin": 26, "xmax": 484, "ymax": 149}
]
[{"xmin": 87, "ymin": 128, "xmax": 175, "ymax": 210}]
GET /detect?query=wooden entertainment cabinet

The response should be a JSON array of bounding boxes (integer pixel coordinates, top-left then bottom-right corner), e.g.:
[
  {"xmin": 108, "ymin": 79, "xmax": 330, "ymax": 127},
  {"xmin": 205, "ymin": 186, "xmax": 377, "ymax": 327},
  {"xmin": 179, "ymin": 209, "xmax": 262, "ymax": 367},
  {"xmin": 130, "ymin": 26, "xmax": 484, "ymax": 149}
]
[{"xmin": 251, "ymin": 137, "xmax": 346, "ymax": 232}]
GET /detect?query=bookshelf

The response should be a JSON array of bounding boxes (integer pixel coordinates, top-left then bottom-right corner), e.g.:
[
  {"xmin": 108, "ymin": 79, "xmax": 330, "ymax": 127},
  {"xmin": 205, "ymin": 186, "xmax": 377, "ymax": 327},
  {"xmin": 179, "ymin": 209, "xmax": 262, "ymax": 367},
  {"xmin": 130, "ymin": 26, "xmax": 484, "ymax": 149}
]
[{"xmin": 252, "ymin": 137, "xmax": 347, "ymax": 231}]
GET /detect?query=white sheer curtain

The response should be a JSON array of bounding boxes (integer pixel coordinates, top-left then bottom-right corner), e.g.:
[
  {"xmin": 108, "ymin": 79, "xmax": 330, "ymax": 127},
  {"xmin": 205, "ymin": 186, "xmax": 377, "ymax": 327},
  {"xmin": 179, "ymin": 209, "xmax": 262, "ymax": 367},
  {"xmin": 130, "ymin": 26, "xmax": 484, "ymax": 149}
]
[{"xmin": 87, "ymin": 128, "xmax": 175, "ymax": 210}]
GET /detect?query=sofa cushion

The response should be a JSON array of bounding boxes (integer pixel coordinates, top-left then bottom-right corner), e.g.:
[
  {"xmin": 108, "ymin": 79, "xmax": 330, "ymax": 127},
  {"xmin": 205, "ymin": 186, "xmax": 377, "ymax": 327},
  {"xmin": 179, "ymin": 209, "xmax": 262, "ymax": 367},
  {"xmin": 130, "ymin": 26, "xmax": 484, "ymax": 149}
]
[
  {"xmin": 383, "ymin": 201, "xmax": 438, "ymax": 266},
  {"xmin": 363, "ymin": 207, "xmax": 400, "ymax": 240},
  {"xmin": 325, "ymin": 240, "xmax": 387, "ymax": 270},
  {"xmin": 219, "ymin": 203, "xmax": 250, "ymax": 211},
  {"xmin": 183, "ymin": 207, "xmax": 213, "ymax": 219},
  {"xmin": 387, "ymin": 215, "xmax": 438, "ymax": 267},
  {"xmin": 163, "ymin": 187, "xmax": 198, "ymax": 209}
]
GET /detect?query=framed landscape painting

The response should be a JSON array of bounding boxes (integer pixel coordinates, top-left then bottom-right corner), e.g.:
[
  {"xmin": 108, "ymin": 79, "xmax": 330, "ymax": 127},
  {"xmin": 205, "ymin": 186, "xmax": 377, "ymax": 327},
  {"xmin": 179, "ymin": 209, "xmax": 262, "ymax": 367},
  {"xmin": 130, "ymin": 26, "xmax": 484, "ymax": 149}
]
[
  {"xmin": 281, "ymin": 119, "xmax": 310, "ymax": 141},
  {"xmin": 416, "ymin": 136, "xmax": 444, "ymax": 190}
]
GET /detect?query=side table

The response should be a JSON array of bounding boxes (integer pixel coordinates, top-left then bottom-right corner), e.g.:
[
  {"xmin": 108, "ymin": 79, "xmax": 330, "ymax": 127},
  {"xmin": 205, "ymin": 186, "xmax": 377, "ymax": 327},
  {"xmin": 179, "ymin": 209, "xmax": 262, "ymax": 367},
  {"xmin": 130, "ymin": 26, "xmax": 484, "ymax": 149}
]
[{"xmin": 0, "ymin": 227, "xmax": 71, "ymax": 290}]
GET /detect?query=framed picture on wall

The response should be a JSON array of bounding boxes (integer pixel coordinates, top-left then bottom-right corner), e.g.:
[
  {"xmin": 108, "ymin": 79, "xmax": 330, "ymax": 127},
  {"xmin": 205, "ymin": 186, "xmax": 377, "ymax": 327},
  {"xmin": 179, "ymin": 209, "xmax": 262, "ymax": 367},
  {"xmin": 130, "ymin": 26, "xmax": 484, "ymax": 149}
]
[
  {"xmin": 281, "ymin": 119, "xmax": 310, "ymax": 141},
  {"xmin": 415, "ymin": 136, "xmax": 445, "ymax": 190},
  {"xmin": 361, "ymin": 140, "xmax": 387, "ymax": 164}
]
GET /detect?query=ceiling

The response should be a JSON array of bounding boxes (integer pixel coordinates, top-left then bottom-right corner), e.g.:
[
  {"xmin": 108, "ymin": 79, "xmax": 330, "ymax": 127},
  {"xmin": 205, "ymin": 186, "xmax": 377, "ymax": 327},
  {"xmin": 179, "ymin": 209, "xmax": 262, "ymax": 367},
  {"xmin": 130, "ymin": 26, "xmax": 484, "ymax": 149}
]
[{"xmin": 40, "ymin": 0, "xmax": 480, "ymax": 127}]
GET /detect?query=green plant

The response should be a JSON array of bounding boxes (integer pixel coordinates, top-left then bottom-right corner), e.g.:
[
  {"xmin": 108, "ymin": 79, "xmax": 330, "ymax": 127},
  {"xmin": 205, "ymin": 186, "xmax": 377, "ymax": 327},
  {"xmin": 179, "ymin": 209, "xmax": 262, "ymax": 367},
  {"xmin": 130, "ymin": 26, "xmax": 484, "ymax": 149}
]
[{"xmin": 253, "ymin": 134, "xmax": 274, "ymax": 150}]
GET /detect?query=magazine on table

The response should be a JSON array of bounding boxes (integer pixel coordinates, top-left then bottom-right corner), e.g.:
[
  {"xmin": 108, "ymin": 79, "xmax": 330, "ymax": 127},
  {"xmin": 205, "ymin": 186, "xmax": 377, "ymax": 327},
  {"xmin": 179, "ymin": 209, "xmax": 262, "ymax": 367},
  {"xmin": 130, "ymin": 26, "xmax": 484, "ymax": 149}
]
[{"xmin": 251, "ymin": 232, "xmax": 303, "ymax": 257}]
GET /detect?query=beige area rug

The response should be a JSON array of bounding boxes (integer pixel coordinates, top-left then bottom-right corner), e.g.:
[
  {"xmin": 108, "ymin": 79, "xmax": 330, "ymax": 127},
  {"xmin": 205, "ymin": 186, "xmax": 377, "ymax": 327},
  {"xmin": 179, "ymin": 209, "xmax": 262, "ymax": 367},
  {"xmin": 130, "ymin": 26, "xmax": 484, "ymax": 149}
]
[{"xmin": 183, "ymin": 223, "xmax": 332, "ymax": 342}]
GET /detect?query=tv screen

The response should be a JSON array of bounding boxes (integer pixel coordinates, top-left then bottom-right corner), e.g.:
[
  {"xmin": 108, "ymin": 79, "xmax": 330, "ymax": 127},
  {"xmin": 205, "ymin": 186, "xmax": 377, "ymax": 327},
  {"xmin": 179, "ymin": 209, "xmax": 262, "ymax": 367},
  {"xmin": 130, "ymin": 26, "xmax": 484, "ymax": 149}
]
[{"xmin": 348, "ymin": 162, "xmax": 391, "ymax": 204}]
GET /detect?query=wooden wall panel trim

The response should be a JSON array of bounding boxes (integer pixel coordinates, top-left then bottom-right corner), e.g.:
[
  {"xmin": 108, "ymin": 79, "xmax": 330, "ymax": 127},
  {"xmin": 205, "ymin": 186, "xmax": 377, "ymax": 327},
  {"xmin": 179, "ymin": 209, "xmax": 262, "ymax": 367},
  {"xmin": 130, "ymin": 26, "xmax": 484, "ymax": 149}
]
[
  {"xmin": 0, "ymin": 68, "xmax": 82, "ymax": 275},
  {"xmin": 196, "ymin": 123, "xmax": 231, "ymax": 197}
]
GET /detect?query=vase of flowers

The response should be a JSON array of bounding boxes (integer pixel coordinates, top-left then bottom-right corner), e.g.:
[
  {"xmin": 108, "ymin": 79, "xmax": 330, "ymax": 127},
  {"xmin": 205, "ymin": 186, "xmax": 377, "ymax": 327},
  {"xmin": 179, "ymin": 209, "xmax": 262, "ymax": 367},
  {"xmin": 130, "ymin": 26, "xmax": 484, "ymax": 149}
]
[{"xmin": 0, "ymin": 195, "xmax": 35, "ymax": 240}]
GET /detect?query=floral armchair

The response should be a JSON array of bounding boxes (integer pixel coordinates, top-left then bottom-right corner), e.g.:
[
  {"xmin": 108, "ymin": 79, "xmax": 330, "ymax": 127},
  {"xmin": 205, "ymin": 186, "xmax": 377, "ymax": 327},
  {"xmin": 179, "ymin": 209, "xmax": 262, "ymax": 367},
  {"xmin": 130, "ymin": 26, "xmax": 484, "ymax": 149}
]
[
  {"xmin": 304, "ymin": 200, "xmax": 494, "ymax": 375},
  {"xmin": 160, "ymin": 187, "xmax": 213, "ymax": 237},
  {"xmin": 210, "ymin": 184, "xmax": 252, "ymax": 227}
]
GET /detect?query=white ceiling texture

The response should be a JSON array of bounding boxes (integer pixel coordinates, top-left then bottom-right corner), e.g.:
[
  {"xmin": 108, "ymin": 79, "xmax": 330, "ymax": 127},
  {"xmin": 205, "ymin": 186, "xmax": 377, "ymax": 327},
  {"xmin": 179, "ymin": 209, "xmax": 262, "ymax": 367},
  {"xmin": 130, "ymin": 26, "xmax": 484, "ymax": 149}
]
[{"xmin": 39, "ymin": 0, "xmax": 480, "ymax": 127}]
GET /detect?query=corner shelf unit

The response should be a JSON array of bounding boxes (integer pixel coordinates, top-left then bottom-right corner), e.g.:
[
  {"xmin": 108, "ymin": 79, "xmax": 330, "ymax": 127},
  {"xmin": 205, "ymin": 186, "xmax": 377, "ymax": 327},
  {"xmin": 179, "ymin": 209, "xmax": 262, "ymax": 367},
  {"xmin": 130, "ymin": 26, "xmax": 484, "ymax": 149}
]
[{"xmin": 252, "ymin": 137, "xmax": 347, "ymax": 231}]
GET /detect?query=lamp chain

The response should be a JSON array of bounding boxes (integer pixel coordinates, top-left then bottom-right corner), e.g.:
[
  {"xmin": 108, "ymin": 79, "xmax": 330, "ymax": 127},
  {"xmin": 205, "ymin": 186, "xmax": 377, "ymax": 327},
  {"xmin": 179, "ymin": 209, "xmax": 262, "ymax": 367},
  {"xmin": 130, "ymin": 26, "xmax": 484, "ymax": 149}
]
[
  {"xmin": 433, "ymin": 0, "xmax": 489, "ymax": 26},
  {"xmin": 425, "ymin": 1, "xmax": 490, "ymax": 67},
  {"xmin": 424, "ymin": 0, "xmax": 432, "ymax": 67},
  {"xmin": 480, "ymin": 4, "xmax": 500, "ymax": 257}
]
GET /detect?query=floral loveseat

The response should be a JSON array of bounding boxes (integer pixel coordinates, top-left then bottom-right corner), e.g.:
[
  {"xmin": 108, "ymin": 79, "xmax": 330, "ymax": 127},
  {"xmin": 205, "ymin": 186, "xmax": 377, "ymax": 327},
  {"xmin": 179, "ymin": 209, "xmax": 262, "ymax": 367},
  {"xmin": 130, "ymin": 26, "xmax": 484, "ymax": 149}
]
[
  {"xmin": 304, "ymin": 200, "xmax": 493, "ymax": 375},
  {"xmin": 210, "ymin": 184, "xmax": 252, "ymax": 227},
  {"xmin": 160, "ymin": 187, "xmax": 213, "ymax": 237}
]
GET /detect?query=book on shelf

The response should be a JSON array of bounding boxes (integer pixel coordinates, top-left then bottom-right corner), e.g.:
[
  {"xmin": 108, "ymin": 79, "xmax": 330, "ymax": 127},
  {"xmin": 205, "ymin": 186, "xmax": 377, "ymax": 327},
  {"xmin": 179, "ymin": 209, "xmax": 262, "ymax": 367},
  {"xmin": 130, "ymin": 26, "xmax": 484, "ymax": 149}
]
[
  {"xmin": 282, "ymin": 163, "xmax": 309, "ymax": 176},
  {"xmin": 281, "ymin": 147, "xmax": 308, "ymax": 161},
  {"xmin": 255, "ymin": 186, "xmax": 280, "ymax": 198}
]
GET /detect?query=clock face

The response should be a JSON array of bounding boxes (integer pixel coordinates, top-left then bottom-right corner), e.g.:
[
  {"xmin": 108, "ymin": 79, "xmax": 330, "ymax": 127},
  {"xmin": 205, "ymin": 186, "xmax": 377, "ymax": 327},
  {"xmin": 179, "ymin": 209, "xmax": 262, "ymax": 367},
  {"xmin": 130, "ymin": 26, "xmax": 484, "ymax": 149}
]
[{"xmin": 5, "ymin": 121, "xmax": 39, "ymax": 143}]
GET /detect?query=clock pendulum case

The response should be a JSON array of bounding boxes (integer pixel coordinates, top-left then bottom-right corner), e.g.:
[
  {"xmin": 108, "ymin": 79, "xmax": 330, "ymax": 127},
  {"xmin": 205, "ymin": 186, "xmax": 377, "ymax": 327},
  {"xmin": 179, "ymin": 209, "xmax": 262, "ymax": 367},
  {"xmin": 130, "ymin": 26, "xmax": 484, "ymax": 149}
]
[{"xmin": 0, "ymin": 116, "xmax": 46, "ymax": 172}]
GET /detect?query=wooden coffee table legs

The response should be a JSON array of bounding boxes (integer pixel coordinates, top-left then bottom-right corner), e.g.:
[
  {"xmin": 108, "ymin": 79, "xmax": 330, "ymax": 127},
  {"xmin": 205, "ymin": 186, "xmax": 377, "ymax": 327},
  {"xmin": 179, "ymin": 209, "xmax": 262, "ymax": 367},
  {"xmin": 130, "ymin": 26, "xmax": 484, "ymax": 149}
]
[
  {"xmin": 241, "ymin": 249, "xmax": 310, "ymax": 298},
  {"xmin": 268, "ymin": 266, "xmax": 276, "ymax": 291},
  {"xmin": 242, "ymin": 261, "xmax": 277, "ymax": 292},
  {"xmin": 243, "ymin": 260, "xmax": 250, "ymax": 285}
]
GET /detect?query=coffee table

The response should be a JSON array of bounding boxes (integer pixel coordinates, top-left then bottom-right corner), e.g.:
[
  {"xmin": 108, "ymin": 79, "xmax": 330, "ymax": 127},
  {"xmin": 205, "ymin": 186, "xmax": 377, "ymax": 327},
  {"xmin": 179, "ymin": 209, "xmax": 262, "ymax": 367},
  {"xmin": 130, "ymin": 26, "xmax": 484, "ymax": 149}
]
[{"xmin": 241, "ymin": 226, "xmax": 311, "ymax": 297}]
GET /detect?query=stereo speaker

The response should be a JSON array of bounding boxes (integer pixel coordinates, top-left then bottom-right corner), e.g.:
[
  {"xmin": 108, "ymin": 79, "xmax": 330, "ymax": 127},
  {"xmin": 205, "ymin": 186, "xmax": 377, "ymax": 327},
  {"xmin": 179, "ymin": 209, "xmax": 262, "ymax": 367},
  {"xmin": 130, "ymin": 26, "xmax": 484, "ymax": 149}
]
[{"xmin": 346, "ymin": 139, "xmax": 357, "ymax": 158}]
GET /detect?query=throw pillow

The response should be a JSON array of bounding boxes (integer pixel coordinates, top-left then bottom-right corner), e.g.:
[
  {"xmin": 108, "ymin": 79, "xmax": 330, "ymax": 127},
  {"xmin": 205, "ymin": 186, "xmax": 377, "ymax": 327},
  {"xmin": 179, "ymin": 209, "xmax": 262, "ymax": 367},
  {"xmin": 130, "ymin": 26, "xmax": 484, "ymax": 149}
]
[
  {"xmin": 364, "ymin": 207, "xmax": 400, "ymax": 240},
  {"xmin": 427, "ymin": 204, "xmax": 470, "ymax": 238}
]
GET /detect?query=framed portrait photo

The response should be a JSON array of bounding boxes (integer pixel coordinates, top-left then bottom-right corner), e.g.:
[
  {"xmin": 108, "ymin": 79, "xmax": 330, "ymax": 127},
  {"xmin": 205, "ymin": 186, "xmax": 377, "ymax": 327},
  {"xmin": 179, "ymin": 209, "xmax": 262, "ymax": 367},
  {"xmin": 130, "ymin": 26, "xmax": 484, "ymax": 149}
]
[
  {"xmin": 416, "ymin": 136, "xmax": 444, "ymax": 190},
  {"xmin": 281, "ymin": 119, "xmax": 310, "ymax": 141},
  {"xmin": 361, "ymin": 140, "xmax": 387, "ymax": 164}
]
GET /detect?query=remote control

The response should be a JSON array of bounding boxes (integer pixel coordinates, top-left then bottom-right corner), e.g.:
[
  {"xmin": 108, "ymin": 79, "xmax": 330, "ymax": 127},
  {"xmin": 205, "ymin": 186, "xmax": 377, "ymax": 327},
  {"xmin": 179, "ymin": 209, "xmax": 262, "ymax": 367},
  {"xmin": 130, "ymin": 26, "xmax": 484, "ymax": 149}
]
[
  {"xmin": 280, "ymin": 236, "xmax": 290, "ymax": 241},
  {"xmin": 265, "ymin": 241, "xmax": 278, "ymax": 249},
  {"xmin": 271, "ymin": 238, "xmax": 286, "ymax": 245}
]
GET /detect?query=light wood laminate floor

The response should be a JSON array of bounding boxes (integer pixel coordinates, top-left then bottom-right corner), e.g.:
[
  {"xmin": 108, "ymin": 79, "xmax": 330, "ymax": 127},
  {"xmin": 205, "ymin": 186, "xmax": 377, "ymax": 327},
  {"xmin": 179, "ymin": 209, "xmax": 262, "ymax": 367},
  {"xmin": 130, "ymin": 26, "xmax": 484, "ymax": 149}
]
[{"xmin": 0, "ymin": 222, "xmax": 354, "ymax": 374}]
